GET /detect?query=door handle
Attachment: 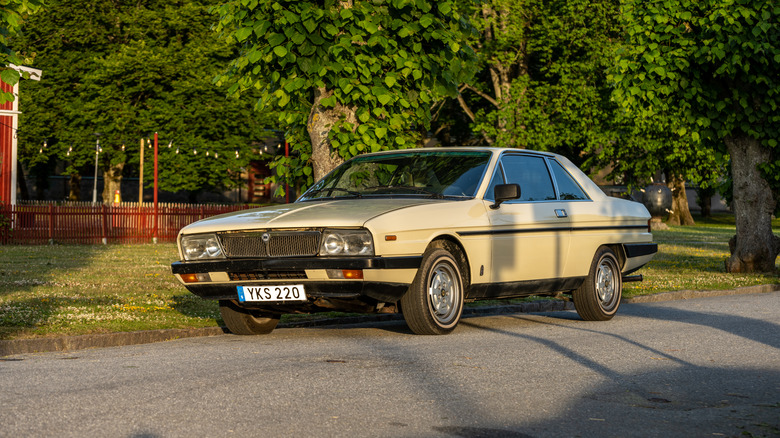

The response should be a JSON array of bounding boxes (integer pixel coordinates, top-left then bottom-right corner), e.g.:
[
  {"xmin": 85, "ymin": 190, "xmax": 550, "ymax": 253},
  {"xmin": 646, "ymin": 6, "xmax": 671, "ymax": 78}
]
[{"xmin": 555, "ymin": 209, "xmax": 567, "ymax": 218}]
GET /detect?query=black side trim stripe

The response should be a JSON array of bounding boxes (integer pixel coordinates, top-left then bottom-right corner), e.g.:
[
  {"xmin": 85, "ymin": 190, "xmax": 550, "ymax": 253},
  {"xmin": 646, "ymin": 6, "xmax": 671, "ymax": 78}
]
[{"xmin": 457, "ymin": 225, "xmax": 648, "ymax": 237}]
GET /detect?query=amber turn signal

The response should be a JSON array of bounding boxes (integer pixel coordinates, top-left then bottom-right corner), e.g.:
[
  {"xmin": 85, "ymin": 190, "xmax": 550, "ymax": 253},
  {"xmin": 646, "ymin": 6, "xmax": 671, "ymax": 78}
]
[
  {"xmin": 181, "ymin": 273, "xmax": 211, "ymax": 283},
  {"xmin": 327, "ymin": 269, "xmax": 364, "ymax": 279}
]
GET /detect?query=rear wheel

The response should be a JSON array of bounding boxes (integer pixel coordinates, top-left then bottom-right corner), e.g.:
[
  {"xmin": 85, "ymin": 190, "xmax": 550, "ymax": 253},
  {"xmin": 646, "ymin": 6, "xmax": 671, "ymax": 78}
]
[
  {"xmin": 219, "ymin": 300, "xmax": 280, "ymax": 335},
  {"xmin": 401, "ymin": 245, "xmax": 466, "ymax": 335},
  {"xmin": 573, "ymin": 247, "xmax": 622, "ymax": 321}
]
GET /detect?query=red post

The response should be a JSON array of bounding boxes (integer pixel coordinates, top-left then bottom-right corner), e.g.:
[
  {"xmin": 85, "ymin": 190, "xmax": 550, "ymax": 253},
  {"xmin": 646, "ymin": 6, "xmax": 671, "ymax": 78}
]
[
  {"xmin": 153, "ymin": 132, "xmax": 159, "ymax": 244},
  {"xmin": 285, "ymin": 140, "xmax": 290, "ymax": 204}
]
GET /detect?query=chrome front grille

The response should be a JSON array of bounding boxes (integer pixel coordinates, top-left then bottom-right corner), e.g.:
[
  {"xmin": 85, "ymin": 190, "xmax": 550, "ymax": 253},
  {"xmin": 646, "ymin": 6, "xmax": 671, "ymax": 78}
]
[
  {"xmin": 229, "ymin": 271, "xmax": 308, "ymax": 281},
  {"xmin": 218, "ymin": 230, "xmax": 321, "ymax": 258}
]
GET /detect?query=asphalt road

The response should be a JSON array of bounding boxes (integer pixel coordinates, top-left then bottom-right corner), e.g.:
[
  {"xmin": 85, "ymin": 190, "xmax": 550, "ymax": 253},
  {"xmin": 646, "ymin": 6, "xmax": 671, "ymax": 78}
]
[{"xmin": 1, "ymin": 293, "xmax": 779, "ymax": 438}]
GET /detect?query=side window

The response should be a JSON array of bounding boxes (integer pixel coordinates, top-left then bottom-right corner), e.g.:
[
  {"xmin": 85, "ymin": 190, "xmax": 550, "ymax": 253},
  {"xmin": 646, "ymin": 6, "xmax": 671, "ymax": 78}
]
[
  {"xmin": 483, "ymin": 163, "xmax": 505, "ymax": 202},
  {"xmin": 501, "ymin": 155, "xmax": 556, "ymax": 201},
  {"xmin": 550, "ymin": 160, "xmax": 589, "ymax": 200}
]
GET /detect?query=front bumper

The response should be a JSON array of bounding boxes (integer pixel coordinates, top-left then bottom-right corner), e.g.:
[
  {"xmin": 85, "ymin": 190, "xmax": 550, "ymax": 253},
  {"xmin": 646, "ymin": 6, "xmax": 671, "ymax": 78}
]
[{"xmin": 170, "ymin": 256, "xmax": 422, "ymax": 303}]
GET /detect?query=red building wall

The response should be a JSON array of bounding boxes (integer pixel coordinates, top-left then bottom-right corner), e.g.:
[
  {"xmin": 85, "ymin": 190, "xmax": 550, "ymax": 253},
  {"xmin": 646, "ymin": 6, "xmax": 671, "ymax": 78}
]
[{"xmin": 0, "ymin": 80, "xmax": 14, "ymax": 204}]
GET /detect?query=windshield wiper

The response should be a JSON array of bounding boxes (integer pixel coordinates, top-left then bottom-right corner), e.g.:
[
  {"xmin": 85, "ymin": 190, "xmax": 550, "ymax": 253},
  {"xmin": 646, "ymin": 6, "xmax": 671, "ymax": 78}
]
[
  {"xmin": 305, "ymin": 188, "xmax": 362, "ymax": 198},
  {"xmin": 364, "ymin": 185, "xmax": 444, "ymax": 199}
]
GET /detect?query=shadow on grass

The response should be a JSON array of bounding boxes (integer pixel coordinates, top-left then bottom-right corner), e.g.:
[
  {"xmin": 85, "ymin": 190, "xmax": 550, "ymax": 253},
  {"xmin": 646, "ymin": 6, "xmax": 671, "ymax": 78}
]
[
  {"xmin": 0, "ymin": 295, "xmax": 123, "ymax": 340},
  {"xmin": 0, "ymin": 245, "xmax": 113, "ymax": 297}
]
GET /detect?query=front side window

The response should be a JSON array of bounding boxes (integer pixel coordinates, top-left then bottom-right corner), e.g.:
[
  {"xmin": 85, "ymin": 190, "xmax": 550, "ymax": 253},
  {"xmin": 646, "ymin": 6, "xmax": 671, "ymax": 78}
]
[
  {"xmin": 298, "ymin": 151, "xmax": 492, "ymax": 201},
  {"xmin": 500, "ymin": 155, "xmax": 556, "ymax": 202}
]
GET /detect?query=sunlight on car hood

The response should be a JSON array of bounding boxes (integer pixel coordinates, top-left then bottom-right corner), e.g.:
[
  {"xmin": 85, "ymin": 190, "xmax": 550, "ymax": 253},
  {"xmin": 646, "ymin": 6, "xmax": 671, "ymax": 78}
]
[{"xmin": 180, "ymin": 198, "xmax": 440, "ymax": 234}]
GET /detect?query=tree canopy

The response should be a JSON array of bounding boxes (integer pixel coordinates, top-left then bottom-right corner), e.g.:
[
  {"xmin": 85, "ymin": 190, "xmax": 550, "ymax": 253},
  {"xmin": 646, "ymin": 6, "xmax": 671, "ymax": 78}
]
[
  {"xmin": 15, "ymin": 0, "xmax": 274, "ymax": 201},
  {"xmin": 611, "ymin": 0, "xmax": 779, "ymax": 272},
  {"xmin": 213, "ymin": 0, "xmax": 477, "ymax": 190},
  {"xmin": 0, "ymin": 0, "xmax": 42, "ymax": 103}
]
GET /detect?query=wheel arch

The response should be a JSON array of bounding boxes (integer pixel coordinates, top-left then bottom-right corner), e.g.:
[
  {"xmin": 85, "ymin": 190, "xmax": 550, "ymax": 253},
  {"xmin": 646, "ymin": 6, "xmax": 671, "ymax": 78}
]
[
  {"xmin": 427, "ymin": 234, "xmax": 472, "ymax": 287},
  {"xmin": 605, "ymin": 243, "xmax": 627, "ymax": 270}
]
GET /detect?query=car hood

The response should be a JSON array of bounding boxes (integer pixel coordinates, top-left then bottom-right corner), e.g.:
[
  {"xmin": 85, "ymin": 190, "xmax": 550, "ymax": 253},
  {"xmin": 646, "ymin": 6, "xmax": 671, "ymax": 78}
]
[{"xmin": 180, "ymin": 198, "xmax": 441, "ymax": 234}]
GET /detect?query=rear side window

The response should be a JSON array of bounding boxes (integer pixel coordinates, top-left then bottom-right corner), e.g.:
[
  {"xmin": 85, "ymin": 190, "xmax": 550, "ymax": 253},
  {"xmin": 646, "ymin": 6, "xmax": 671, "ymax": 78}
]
[
  {"xmin": 550, "ymin": 160, "xmax": 589, "ymax": 200},
  {"xmin": 501, "ymin": 155, "xmax": 556, "ymax": 201}
]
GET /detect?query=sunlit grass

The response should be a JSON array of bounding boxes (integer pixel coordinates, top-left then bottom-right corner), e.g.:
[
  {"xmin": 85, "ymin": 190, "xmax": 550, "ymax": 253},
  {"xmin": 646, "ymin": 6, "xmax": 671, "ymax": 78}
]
[
  {"xmin": 0, "ymin": 213, "xmax": 777, "ymax": 340},
  {"xmin": 623, "ymin": 214, "xmax": 780, "ymax": 297},
  {"xmin": 0, "ymin": 244, "xmax": 220, "ymax": 340}
]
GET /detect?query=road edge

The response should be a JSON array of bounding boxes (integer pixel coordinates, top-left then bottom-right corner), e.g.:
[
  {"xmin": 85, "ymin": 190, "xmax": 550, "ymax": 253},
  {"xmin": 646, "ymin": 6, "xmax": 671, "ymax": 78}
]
[{"xmin": 2, "ymin": 284, "xmax": 778, "ymax": 357}]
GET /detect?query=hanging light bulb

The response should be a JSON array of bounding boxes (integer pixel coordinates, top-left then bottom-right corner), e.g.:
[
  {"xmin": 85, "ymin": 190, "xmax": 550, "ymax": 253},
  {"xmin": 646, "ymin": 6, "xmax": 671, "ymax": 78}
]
[
  {"xmin": 43, "ymin": 140, "xmax": 48, "ymax": 148},
  {"xmin": 39, "ymin": 148, "xmax": 43, "ymax": 154},
  {"xmin": 168, "ymin": 140, "xmax": 173, "ymax": 148},
  {"xmin": 175, "ymin": 147, "xmax": 179, "ymax": 154},
  {"xmin": 121, "ymin": 144, "xmax": 125, "ymax": 151},
  {"xmin": 193, "ymin": 148, "xmax": 198, "ymax": 155},
  {"xmin": 206, "ymin": 150, "xmax": 210, "ymax": 157},
  {"xmin": 214, "ymin": 152, "xmax": 219, "ymax": 158},
  {"xmin": 235, "ymin": 150, "xmax": 239, "ymax": 158}
]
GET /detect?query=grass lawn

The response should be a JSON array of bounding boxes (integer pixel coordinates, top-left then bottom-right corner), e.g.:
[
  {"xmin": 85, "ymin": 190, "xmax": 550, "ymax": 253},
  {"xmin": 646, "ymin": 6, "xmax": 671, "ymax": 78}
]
[{"xmin": 1, "ymin": 213, "xmax": 778, "ymax": 340}]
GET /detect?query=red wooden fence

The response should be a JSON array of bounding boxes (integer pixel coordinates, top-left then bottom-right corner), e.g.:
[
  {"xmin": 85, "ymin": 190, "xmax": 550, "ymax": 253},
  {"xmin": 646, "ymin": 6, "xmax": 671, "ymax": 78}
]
[{"xmin": 0, "ymin": 202, "xmax": 256, "ymax": 245}]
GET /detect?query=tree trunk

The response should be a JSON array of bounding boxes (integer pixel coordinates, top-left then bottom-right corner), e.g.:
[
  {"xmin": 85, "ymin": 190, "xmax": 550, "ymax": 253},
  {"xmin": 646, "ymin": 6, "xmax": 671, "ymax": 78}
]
[
  {"xmin": 15, "ymin": 161, "xmax": 29, "ymax": 201},
  {"xmin": 724, "ymin": 135, "xmax": 779, "ymax": 273},
  {"xmin": 102, "ymin": 162, "xmax": 124, "ymax": 204},
  {"xmin": 307, "ymin": 87, "xmax": 356, "ymax": 182},
  {"xmin": 665, "ymin": 172, "xmax": 695, "ymax": 226},
  {"xmin": 68, "ymin": 174, "xmax": 81, "ymax": 201}
]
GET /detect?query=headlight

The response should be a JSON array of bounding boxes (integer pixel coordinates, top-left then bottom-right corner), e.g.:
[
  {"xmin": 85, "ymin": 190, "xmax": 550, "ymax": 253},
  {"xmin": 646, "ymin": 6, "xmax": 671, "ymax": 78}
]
[
  {"xmin": 181, "ymin": 234, "xmax": 225, "ymax": 260},
  {"xmin": 319, "ymin": 229, "xmax": 374, "ymax": 256}
]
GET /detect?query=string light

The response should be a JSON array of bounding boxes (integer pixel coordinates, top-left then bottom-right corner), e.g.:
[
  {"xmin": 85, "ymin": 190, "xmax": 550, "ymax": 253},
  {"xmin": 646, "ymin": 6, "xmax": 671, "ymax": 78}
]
[
  {"xmin": 168, "ymin": 140, "xmax": 173, "ymax": 148},
  {"xmin": 175, "ymin": 146, "xmax": 179, "ymax": 154},
  {"xmin": 121, "ymin": 144, "xmax": 125, "ymax": 151},
  {"xmin": 206, "ymin": 150, "xmax": 210, "ymax": 157},
  {"xmin": 214, "ymin": 152, "xmax": 219, "ymax": 158},
  {"xmin": 235, "ymin": 150, "xmax": 239, "ymax": 158},
  {"xmin": 193, "ymin": 148, "xmax": 197, "ymax": 155}
]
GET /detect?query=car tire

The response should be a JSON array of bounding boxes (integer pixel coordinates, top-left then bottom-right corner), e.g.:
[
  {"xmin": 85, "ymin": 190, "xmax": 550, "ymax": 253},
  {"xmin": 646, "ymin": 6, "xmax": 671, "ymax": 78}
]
[
  {"xmin": 573, "ymin": 246, "xmax": 622, "ymax": 321},
  {"xmin": 219, "ymin": 300, "xmax": 280, "ymax": 335},
  {"xmin": 401, "ymin": 245, "xmax": 466, "ymax": 335}
]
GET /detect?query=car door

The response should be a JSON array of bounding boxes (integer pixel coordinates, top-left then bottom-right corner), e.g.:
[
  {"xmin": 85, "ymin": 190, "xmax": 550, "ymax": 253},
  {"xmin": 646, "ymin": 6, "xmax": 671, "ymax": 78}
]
[{"xmin": 485, "ymin": 154, "xmax": 573, "ymax": 286}]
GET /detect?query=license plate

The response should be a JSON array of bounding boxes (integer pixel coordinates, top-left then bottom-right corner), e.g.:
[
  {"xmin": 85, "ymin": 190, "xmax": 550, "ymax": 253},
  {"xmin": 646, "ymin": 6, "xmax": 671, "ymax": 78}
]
[{"xmin": 237, "ymin": 285, "xmax": 307, "ymax": 303}]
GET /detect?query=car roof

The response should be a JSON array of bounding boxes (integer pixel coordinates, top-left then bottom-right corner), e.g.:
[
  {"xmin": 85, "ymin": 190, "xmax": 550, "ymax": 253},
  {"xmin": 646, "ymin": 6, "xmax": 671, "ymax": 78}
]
[{"xmin": 357, "ymin": 147, "xmax": 558, "ymax": 159}]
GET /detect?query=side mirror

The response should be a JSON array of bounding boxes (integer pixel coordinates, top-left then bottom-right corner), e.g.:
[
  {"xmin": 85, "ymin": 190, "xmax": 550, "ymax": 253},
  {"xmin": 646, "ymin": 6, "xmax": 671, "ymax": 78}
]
[{"xmin": 490, "ymin": 184, "xmax": 521, "ymax": 209}]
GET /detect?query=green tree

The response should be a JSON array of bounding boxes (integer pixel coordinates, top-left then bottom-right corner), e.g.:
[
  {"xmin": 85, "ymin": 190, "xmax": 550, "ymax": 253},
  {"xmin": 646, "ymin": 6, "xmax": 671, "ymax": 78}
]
[
  {"xmin": 452, "ymin": 0, "xmax": 622, "ymax": 160},
  {"xmin": 213, "ymin": 0, "xmax": 477, "ymax": 190},
  {"xmin": 0, "ymin": 0, "xmax": 42, "ymax": 103},
  {"xmin": 611, "ymin": 0, "xmax": 779, "ymax": 272},
  {"xmin": 15, "ymin": 0, "xmax": 273, "ymax": 202},
  {"xmin": 586, "ymin": 112, "xmax": 722, "ymax": 226}
]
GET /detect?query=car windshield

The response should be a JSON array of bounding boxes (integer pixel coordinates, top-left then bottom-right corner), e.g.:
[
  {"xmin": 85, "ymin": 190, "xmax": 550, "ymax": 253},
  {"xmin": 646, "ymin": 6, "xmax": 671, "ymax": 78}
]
[{"xmin": 298, "ymin": 150, "xmax": 492, "ymax": 201}]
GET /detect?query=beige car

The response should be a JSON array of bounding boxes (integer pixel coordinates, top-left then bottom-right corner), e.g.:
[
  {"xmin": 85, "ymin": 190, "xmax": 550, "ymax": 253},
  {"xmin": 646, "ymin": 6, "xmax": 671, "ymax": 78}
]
[{"xmin": 171, "ymin": 148, "xmax": 656, "ymax": 335}]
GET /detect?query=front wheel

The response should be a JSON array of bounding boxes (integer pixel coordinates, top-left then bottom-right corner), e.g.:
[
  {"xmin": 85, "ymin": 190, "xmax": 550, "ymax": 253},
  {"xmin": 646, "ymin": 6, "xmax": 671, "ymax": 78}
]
[
  {"xmin": 219, "ymin": 300, "xmax": 280, "ymax": 335},
  {"xmin": 573, "ymin": 247, "xmax": 622, "ymax": 321},
  {"xmin": 401, "ymin": 246, "xmax": 465, "ymax": 335}
]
